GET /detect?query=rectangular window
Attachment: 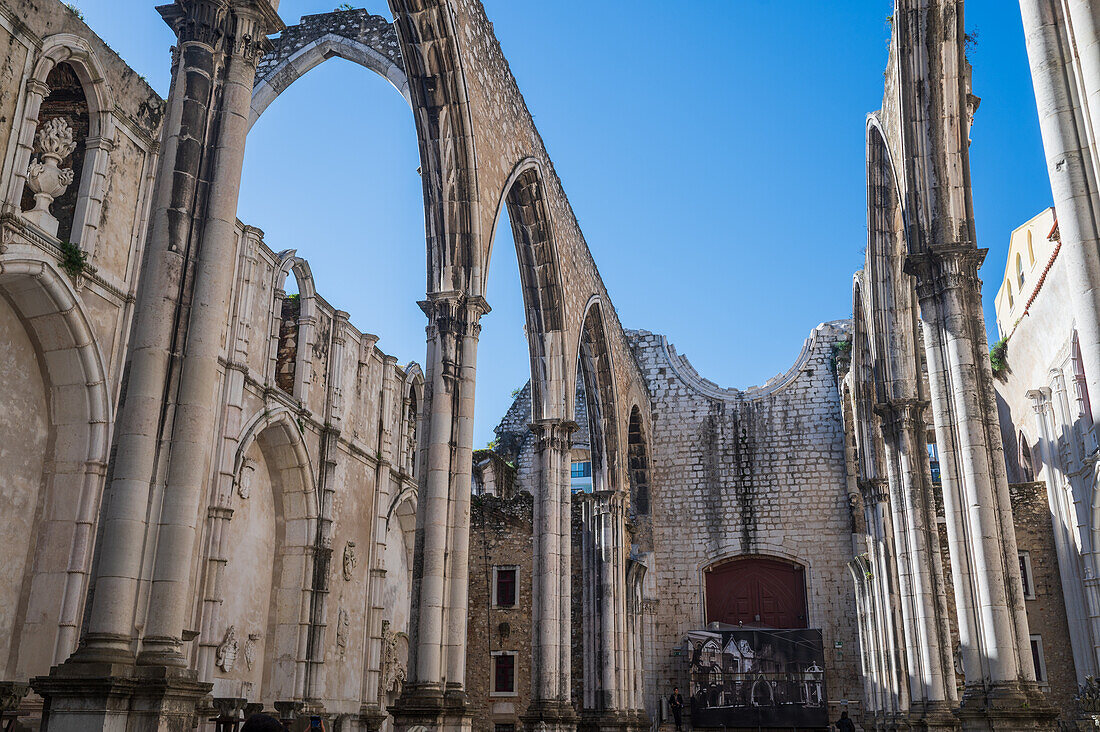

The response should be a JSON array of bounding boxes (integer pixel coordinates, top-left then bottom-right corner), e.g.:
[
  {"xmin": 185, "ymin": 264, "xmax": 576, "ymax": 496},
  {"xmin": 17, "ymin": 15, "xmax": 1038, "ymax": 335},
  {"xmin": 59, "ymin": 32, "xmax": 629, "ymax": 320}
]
[
  {"xmin": 1019, "ymin": 552, "xmax": 1036, "ymax": 600},
  {"xmin": 571, "ymin": 461, "xmax": 592, "ymax": 478},
  {"xmin": 492, "ymin": 652, "xmax": 517, "ymax": 695},
  {"xmin": 494, "ymin": 567, "xmax": 517, "ymax": 607},
  {"xmin": 1031, "ymin": 635, "xmax": 1048, "ymax": 684},
  {"xmin": 494, "ymin": 725, "xmax": 516, "ymax": 732}
]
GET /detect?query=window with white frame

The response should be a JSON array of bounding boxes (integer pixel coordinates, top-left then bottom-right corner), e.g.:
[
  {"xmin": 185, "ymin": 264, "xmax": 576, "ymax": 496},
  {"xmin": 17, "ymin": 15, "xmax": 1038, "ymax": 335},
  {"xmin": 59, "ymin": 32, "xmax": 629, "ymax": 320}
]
[
  {"xmin": 493, "ymin": 566, "xmax": 518, "ymax": 607},
  {"xmin": 1019, "ymin": 551, "xmax": 1036, "ymax": 600},
  {"xmin": 491, "ymin": 651, "xmax": 517, "ymax": 696},
  {"xmin": 1030, "ymin": 635, "xmax": 1048, "ymax": 685}
]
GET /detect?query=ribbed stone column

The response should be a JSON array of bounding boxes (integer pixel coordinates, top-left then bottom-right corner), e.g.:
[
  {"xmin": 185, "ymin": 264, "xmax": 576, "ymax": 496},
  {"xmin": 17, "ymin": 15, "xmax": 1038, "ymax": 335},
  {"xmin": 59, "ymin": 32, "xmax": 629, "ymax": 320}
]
[
  {"xmin": 876, "ymin": 399, "xmax": 957, "ymax": 729},
  {"xmin": 1019, "ymin": 0, "xmax": 1100, "ymax": 434},
  {"xmin": 72, "ymin": 0, "xmax": 228, "ymax": 665},
  {"xmin": 139, "ymin": 0, "xmax": 280, "ymax": 667},
  {"xmin": 908, "ymin": 246, "xmax": 1056, "ymax": 729},
  {"xmin": 393, "ymin": 293, "xmax": 484, "ymax": 732},
  {"xmin": 360, "ymin": 352, "xmax": 398, "ymax": 730},
  {"xmin": 523, "ymin": 419, "xmax": 576, "ymax": 732}
]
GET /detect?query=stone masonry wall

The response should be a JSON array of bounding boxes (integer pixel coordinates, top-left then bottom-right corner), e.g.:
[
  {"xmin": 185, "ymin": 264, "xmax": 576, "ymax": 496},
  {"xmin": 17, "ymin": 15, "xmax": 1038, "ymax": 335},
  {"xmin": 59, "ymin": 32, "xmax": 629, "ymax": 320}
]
[
  {"xmin": 628, "ymin": 322, "xmax": 863, "ymax": 721},
  {"xmin": 467, "ymin": 493, "xmax": 536, "ymax": 731}
]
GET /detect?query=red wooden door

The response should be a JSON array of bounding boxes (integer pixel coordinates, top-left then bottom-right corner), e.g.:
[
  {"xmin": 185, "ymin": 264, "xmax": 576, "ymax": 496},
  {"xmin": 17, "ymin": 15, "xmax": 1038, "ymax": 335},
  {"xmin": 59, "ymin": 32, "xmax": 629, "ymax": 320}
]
[{"xmin": 705, "ymin": 557, "xmax": 807, "ymax": 629}]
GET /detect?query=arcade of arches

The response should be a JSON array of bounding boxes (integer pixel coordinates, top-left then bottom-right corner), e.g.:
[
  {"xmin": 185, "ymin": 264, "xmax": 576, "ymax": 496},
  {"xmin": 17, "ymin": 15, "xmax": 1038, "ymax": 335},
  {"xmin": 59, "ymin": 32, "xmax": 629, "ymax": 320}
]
[{"xmin": 0, "ymin": 0, "xmax": 1084, "ymax": 730}]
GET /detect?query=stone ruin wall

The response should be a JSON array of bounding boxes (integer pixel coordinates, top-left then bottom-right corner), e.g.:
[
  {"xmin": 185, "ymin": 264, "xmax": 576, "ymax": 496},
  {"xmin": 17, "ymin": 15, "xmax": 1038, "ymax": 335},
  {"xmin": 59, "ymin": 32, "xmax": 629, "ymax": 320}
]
[{"xmin": 627, "ymin": 323, "xmax": 864, "ymax": 720}]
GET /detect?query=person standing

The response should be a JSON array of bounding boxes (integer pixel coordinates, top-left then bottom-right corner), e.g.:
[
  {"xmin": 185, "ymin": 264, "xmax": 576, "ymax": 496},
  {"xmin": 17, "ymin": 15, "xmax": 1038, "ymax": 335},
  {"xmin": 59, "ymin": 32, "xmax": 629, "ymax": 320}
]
[
  {"xmin": 834, "ymin": 710, "xmax": 856, "ymax": 732},
  {"xmin": 668, "ymin": 686, "xmax": 685, "ymax": 731}
]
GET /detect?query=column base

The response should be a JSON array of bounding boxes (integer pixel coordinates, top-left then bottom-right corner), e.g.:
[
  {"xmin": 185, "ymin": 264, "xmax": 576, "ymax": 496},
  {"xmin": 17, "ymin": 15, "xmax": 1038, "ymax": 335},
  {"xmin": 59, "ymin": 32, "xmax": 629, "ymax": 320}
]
[
  {"xmin": 520, "ymin": 699, "xmax": 576, "ymax": 732},
  {"xmin": 32, "ymin": 659, "xmax": 210, "ymax": 732},
  {"xmin": 955, "ymin": 681, "xmax": 1058, "ymax": 731},
  {"xmin": 390, "ymin": 683, "xmax": 470, "ymax": 732},
  {"xmin": 577, "ymin": 708, "xmax": 646, "ymax": 732},
  {"xmin": 359, "ymin": 702, "xmax": 389, "ymax": 732},
  {"xmin": 908, "ymin": 699, "xmax": 959, "ymax": 731}
]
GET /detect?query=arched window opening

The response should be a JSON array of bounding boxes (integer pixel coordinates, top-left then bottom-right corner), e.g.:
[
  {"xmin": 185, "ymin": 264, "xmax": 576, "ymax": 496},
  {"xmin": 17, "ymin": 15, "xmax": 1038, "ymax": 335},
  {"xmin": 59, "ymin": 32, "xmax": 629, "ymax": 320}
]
[
  {"xmin": 1007, "ymin": 283, "xmax": 1014, "ymax": 309},
  {"xmin": 1017, "ymin": 252, "xmax": 1025, "ymax": 288},
  {"xmin": 21, "ymin": 62, "xmax": 89, "ymax": 241},
  {"xmin": 704, "ymin": 556, "xmax": 808, "ymax": 629},
  {"xmin": 1018, "ymin": 431, "xmax": 1035, "ymax": 482},
  {"xmin": 627, "ymin": 406, "xmax": 650, "ymax": 515},
  {"xmin": 276, "ymin": 270, "xmax": 301, "ymax": 394},
  {"xmin": 405, "ymin": 388, "xmax": 418, "ymax": 477}
]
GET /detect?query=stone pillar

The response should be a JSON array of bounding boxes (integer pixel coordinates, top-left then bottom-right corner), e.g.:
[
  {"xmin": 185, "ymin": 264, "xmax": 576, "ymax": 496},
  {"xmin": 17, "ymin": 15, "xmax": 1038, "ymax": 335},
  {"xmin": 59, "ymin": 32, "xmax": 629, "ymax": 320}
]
[
  {"xmin": 523, "ymin": 420, "xmax": 576, "ymax": 731},
  {"xmin": 139, "ymin": 0, "xmax": 279, "ymax": 669},
  {"xmin": 75, "ymin": 0, "xmax": 229, "ymax": 665},
  {"xmin": 1019, "ymin": 0, "xmax": 1100, "ymax": 434},
  {"xmin": 1029, "ymin": 387, "xmax": 1099, "ymax": 679},
  {"xmin": 392, "ymin": 294, "xmax": 485, "ymax": 732},
  {"xmin": 908, "ymin": 247, "xmax": 1056, "ymax": 730},
  {"xmin": 360, "ymin": 351, "xmax": 398, "ymax": 728},
  {"xmin": 876, "ymin": 399, "xmax": 958, "ymax": 729}
]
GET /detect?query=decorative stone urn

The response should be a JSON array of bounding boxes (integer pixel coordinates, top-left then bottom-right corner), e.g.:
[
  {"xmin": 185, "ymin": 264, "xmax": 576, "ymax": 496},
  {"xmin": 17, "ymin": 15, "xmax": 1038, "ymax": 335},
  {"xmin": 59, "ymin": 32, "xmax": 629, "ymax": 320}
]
[{"xmin": 24, "ymin": 117, "xmax": 77, "ymax": 237}]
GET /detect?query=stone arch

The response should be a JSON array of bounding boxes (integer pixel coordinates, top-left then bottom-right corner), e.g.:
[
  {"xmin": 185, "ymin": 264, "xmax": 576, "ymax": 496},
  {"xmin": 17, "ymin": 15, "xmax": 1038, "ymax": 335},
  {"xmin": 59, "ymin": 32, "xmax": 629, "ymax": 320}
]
[
  {"xmin": 865, "ymin": 117, "xmax": 922, "ymax": 402},
  {"xmin": 0, "ymin": 257, "xmax": 111, "ymax": 675},
  {"xmin": 390, "ymin": 0, "xmax": 480, "ymax": 294},
  {"xmin": 573, "ymin": 297, "xmax": 620, "ymax": 493},
  {"xmin": 488, "ymin": 159, "xmax": 568, "ymax": 422},
  {"xmin": 250, "ymin": 9, "xmax": 410, "ymax": 129},
  {"xmin": 8, "ymin": 33, "xmax": 116, "ymax": 255},
  {"xmin": 202, "ymin": 408, "xmax": 319, "ymax": 702},
  {"xmin": 273, "ymin": 250, "xmax": 318, "ymax": 399}
]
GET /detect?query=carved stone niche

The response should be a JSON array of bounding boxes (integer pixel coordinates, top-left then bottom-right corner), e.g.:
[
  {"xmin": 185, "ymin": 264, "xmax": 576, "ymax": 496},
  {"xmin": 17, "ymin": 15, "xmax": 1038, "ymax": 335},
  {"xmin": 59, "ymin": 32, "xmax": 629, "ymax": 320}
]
[{"xmin": 24, "ymin": 117, "xmax": 77, "ymax": 237}]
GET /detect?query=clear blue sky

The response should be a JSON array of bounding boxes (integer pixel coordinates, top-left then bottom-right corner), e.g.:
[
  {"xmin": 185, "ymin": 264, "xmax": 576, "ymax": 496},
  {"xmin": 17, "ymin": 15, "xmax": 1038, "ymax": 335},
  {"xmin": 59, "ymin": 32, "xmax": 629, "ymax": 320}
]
[{"xmin": 75, "ymin": 0, "xmax": 1050, "ymax": 447}]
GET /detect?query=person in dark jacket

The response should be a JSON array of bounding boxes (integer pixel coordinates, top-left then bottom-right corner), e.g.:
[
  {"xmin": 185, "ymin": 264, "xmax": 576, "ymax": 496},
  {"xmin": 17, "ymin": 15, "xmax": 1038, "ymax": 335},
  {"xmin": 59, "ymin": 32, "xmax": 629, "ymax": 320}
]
[
  {"xmin": 669, "ymin": 686, "xmax": 685, "ymax": 730},
  {"xmin": 241, "ymin": 714, "xmax": 286, "ymax": 732},
  {"xmin": 834, "ymin": 710, "xmax": 856, "ymax": 732}
]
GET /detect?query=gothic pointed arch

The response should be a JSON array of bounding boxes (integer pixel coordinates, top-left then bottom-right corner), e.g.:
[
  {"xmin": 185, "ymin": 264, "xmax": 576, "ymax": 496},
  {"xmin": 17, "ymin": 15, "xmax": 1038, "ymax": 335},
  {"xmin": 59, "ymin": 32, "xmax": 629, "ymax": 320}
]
[
  {"xmin": 489, "ymin": 158, "xmax": 567, "ymax": 423},
  {"xmin": 573, "ymin": 297, "xmax": 620, "ymax": 493},
  {"xmin": 199, "ymin": 407, "xmax": 320, "ymax": 702},
  {"xmin": 0, "ymin": 257, "xmax": 111, "ymax": 675},
  {"xmin": 250, "ymin": 9, "xmax": 410, "ymax": 128}
]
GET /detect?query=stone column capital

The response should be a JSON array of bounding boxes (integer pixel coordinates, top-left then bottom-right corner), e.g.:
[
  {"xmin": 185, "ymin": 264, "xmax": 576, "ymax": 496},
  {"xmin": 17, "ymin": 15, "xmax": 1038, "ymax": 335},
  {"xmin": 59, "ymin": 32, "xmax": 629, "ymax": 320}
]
[
  {"xmin": 529, "ymin": 418, "xmax": 578, "ymax": 451},
  {"xmin": 226, "ymin": 0, "xmax": 284, "ymax": 64},
  {"xmin": 1026, "ymin": 386, "xmax": 1052, "ymax": 413},
  {"xmin": 874, "ymin": 397, "xmax": 929, "ymax": 434},
  {"xmin": 904, "ymin": 245, "xmax": 987, "ymax": 301},
  {"xmin": 157, "ymin": 0, "xmax": 231, "ymax": 48},
  {"xmin": 25, "ymin": 78, "xmax": 51, "ymax": 99},
  {"xmin": 420, "ymin": 292, "xmax": 490, "ymax": 378},
  {"xmin": 858, "ymin": 477, "xmax": 889, "ymax": 503}
]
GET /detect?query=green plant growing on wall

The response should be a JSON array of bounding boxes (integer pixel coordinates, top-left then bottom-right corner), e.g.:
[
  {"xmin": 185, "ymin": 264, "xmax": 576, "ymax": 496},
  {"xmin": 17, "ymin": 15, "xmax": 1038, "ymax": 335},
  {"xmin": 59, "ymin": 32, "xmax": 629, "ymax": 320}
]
[
  {"xmin": 64, "ymin": 2, "xmax": 84, "ymax": 21},
  {"xmin": 335, "ymin": 2, "xmax": 354, "ymax": 10},
  {"xmin": 58, "ymin": 241, "xmax": 87, "ymax": 280},
  {"xmin": 990, "ymin": 335, "xmax": 1009, "ymax": 378}
]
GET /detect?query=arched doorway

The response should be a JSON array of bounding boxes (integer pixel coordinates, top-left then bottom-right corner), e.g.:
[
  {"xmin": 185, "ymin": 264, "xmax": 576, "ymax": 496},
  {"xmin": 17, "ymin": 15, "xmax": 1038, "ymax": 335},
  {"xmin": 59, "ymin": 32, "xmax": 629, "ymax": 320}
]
[{"xmin": 704, "ymin": 556, "xmax": 807, "ymax": 629}]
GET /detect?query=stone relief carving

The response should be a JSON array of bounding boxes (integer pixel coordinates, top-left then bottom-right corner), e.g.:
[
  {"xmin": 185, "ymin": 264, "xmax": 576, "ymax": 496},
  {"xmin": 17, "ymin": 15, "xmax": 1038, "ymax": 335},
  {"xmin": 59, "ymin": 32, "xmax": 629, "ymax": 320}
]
[
  {"xmin": 25, "ymin": 117, "xmax": 77, "ymax": 237},
  {"xmin": 380, "ymin": 619, "xmax": 407, "ymax": 698},
  {"xmin": 237, "ymin": 457, "xmax": 257, "ymax": 499},
  {"xmin": 216, "ymin": 625, "xmax": 240, "ymax": 672},
  {"xmin": 336, "ymin": 607, "xmax": 350, "ymax": 657},
  {"xmin": 244, "ymin": 633, "xmax": 261, "ymax": 670},
  {"xmin": 342, "ymin": 541, "xmax": 357, "ymax": 581}
]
